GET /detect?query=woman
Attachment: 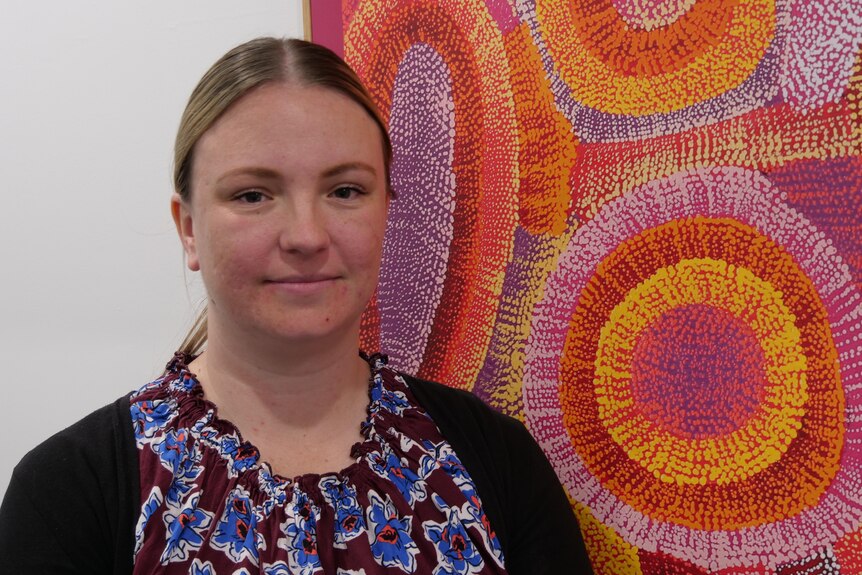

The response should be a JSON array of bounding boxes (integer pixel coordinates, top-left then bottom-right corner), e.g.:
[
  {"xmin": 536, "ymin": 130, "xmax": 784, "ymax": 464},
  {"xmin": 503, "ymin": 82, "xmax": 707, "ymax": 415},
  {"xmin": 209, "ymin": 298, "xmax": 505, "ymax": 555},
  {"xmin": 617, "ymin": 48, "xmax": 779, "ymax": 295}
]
[{"xmin": 0, "ymin": 38, "xmax": 592, "ymax": 574}]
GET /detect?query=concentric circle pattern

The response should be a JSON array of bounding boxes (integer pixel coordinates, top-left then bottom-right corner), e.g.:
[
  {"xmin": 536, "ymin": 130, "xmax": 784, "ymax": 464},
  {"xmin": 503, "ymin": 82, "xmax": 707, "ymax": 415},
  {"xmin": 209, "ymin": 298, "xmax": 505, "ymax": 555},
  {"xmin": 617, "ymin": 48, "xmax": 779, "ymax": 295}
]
[
  {"xmin": 517, "ymin": 0, "xmax": 862, "ymax": 140},
  {"xmin": 340, "ymin": 1, "xmax": 862, "ymax": 571},
  {"xmin": 592, "ymin": 257, "xmax": 808, "ymax": 487},
  {"xmin": 524, "ymin": 166, "xmax": 862, "ymax": 569},
  {"xmin": 521, "ymin": 0, "xmax": 784, "ymax": 140}
]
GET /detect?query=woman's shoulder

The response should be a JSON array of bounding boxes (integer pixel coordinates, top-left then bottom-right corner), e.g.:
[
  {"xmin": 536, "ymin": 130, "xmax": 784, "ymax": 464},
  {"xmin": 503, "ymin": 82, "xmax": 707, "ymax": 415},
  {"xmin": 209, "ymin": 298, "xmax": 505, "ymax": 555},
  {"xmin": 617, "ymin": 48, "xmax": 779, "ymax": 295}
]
[
  {"xmin": 17, "ymin": 395, "xmax": 132, "ymax": 466},
  {"xmin": 8, "ymin": 394, "xmax": 139, "ymax": 508},
  {"xmin": 399, "ymin": 372, "xmax": 533, "ymax": 447},
  {"xmin": 11, "ymin": 396, "xmax": 134, "ymax": 492},
  {"xmin": 0, "ymin": 394, "xmax": 139, "ymax": 573},
  {"xmin": 396, "ymin": 370, "xmax": 592, "ymax": 573}
]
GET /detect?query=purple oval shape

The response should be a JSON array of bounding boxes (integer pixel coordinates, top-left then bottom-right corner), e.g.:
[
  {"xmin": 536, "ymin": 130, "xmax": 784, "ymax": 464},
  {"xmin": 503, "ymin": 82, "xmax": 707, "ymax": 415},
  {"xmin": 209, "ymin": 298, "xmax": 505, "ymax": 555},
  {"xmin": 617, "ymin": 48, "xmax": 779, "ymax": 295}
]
[{"xmin": 379, "ymin": 44, "xmax": 457, "ymax": 373}]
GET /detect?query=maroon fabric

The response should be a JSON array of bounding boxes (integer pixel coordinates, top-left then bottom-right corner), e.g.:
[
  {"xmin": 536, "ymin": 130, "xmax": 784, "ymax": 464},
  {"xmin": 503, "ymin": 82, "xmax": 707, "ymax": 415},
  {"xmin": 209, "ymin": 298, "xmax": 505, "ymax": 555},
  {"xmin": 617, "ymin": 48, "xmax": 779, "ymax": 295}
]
[{"xmin": 129, "ymin": 353, "xmax": 509, "ymax": 574}]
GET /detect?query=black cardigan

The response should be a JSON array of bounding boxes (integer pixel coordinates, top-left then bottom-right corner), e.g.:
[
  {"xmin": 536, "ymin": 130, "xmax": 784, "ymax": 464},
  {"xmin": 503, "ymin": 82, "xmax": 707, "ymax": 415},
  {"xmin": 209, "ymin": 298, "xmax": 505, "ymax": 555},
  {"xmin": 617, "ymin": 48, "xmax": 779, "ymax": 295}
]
[{"xmin": 0, "ymin": 375, "xmax": 593, "ymax": 574}]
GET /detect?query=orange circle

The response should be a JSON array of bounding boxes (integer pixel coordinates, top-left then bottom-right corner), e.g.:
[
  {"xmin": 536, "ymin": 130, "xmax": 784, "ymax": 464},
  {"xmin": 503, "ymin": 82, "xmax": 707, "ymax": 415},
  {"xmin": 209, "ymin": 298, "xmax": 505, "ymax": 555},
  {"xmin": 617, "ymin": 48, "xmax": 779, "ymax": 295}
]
[
  {"xmin": 536, "ymin": 0, "xmax": 775, "ymax": 114},
  {"xmin": 559, "ymin": 218, "xmax": 842, "ymax": 529},
  {"xmin": 595, "ymin": 259, "xmax": 807, "ymax": 485}
]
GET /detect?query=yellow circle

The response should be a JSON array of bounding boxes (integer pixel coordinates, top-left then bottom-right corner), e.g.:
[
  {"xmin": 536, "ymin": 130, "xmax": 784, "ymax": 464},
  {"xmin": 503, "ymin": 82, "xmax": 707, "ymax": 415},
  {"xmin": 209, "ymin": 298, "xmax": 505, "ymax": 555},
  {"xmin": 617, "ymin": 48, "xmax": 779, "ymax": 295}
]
[
  {"xmin": 536, "ymin": 0, "xmax": 775, "ymax": 114},
  {"xmin": 594, "ymin": 259, "xmax": 807, "ymax": 485}
]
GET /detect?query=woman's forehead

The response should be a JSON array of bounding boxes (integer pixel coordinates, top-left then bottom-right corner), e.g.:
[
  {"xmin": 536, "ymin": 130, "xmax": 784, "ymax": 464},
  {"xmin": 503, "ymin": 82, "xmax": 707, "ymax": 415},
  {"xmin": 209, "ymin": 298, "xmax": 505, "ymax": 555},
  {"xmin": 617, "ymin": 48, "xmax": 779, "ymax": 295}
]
[{"xmin": 192, "ymin": 83, "xmax": 386, "ymax": 184}]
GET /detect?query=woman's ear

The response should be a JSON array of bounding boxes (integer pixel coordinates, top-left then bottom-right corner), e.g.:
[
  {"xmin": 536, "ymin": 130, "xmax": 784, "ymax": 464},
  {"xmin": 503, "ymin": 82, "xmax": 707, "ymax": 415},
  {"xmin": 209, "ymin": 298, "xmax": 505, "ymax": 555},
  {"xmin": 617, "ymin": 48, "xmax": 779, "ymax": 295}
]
[{"xmin": 171, "ymin": 194, "xmax": 200, "ymax": 272}]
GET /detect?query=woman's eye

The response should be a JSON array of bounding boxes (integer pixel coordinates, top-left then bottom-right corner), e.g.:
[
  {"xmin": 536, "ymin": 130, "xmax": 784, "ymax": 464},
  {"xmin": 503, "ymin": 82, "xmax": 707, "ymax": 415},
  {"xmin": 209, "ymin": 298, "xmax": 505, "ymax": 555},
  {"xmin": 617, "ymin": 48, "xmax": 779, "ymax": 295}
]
[
  {"xmin": 330, "ymin": 186, "xmax": 363, "ymax": 200},
  {"xmin": 235, "ymin": 190, "xmax": 266, "ymax": 203}
]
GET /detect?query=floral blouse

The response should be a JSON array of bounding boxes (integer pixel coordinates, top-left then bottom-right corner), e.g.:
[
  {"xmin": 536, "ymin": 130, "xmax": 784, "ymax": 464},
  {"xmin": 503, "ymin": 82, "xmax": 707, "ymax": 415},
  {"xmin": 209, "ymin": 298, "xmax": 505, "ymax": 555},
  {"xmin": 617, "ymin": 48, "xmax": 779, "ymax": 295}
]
[{"xmin": 129, "ymin": 353, "xmax": 508, "ymax": 574}]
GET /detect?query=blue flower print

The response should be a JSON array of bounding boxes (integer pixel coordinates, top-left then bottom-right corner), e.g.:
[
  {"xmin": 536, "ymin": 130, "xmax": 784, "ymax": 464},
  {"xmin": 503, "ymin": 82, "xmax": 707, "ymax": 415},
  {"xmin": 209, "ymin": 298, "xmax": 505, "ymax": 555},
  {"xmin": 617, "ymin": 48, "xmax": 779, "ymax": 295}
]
[
  {"xmin": 220, "ymin": 436, "xmax": 240, "ymax": 457},
  {"xmin": 276, "ymin": 486, "xmax": 323, "ymax": 575},
  {"xmin": 152, "ymin": 428, "xmax": 192, "ymax": 472},
  {"xmin": 370, "ymin": 375, "xmax": 411, "ymax": 417},
  {"xmin": 336, "ymin": 570, "xmax": 367, "ymax": 575},
  {"xmin": 220, "ymin": 435, "xmax": 260, "ymax": 477},
  {"xmin": 263, "ymin": 561, "xmax": 291, "ymax": 575},
  {"xmin": 134, "ymin": 486, "xmax": 163, "ymax": 556},
  {"xmin": 257, "ymin": 467, "xmax": 289, "ymax": 516},
  {"xmin": 190, "ymin": 559, "xmax": 216, "ymax": 575},
  {"xmin": 160, "ymin": 492, "xmax": 213, "ymax": 564},
  {"xmin": 319, "ymin": 476, "xmax": 366, "ymax": 547},
  {"xmin": 278, "ymin": 517, "xmax": 323, "ymax": 575},
  {"xmin": 420, "ymin": 441, "xmax": 470, "ymax": 486},
  {"xmin": 291, "ymin": 486, "xmax": 320, "ymax": 529},
  {"xmin": 130, "ymin": 375, "xmax": 168, "ymax": 400},
  {"xmin": 131, "ymin": 399, "xmax": 176, "ymax": 440},
  {"xmin": 151, "ymin": 428, "xmax": 202, "ymax": 505},
  {"xmin": 194, "ymin": 419, "xmax": 219, "ymax": 443},
  {"xmin": 368, "ymin": 444, "xmax": 427, "ymax": 505},
  {"xmin": 366, "ymin": 491, "xmax": 418, "ymax": 573},
  {"xmin": 166, "ymin": 371, "xmax": 198, "ymax": 393},
  {"xmin": 463, "ymin": 498, "xmax": 504, "ymax": 564},
  {"xmin": 423, "ymin": 446, "xmax": 501, "ymax": 564},
  {"xmin": 232, "ymin": 443, "xmax": 259, "ymax": 474},
  {"xmin": 423, "ymin": 509, "xmax": 484, "ymax": 575},
  {"xmin": 211, "ymin": 487, "xmax": 263, "ymax": 564}
]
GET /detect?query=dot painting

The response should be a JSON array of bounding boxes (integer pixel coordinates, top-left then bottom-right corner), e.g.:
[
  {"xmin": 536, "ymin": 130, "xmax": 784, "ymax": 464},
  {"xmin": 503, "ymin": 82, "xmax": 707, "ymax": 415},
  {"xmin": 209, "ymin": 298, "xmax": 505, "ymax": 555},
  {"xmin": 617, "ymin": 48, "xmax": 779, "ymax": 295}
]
[{"xmin": 335, "ymin": 0, "xmax": 862, "ymax": 572}]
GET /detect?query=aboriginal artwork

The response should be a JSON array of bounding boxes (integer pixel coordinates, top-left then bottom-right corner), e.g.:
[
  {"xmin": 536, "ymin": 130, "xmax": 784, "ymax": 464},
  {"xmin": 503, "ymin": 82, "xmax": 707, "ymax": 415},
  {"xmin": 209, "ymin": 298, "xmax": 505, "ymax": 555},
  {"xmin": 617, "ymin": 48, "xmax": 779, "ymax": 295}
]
[{"xmin": 312, "ymin": 0, "xmax": 862, "ymax": 572}]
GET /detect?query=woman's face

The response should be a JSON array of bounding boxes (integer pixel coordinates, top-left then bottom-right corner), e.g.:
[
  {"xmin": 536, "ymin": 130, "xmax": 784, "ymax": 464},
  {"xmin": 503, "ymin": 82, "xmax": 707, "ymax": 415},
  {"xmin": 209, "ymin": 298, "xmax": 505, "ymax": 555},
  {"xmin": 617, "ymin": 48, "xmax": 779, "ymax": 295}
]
[{"xmin": 172, "ymin": 82, "xmax": 389, "ymax": 346}]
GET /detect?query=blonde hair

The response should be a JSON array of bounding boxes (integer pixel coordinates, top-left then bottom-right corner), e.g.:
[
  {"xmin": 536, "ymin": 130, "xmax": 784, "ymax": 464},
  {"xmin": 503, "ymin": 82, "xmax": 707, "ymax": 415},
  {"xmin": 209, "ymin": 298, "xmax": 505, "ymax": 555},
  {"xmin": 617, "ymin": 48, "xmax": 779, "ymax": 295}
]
[{"xmin": 174, "ymin": 37, "xmax": 391, "ymax": 356}]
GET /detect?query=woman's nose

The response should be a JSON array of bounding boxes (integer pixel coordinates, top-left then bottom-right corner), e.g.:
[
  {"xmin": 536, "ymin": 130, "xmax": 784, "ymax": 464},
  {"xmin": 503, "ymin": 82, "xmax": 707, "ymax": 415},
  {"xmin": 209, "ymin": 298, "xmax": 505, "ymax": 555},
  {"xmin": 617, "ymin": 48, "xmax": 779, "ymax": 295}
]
[{"xmin": 277, "ymin": 200, "xmax": 330, "ymax": 255}]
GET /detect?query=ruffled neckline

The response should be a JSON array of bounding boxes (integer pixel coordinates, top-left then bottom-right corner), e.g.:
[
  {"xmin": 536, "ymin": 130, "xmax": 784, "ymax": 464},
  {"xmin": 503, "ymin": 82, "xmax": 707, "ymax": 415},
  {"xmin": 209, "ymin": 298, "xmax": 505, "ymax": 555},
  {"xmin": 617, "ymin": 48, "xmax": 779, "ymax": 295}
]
[
  {"xmin": 130, "ymin": 351, "xmax": 509, "ymax": 574},
  {"xmin": 148, "ymin": 350, "xmax": 400, "ymax": 494}
]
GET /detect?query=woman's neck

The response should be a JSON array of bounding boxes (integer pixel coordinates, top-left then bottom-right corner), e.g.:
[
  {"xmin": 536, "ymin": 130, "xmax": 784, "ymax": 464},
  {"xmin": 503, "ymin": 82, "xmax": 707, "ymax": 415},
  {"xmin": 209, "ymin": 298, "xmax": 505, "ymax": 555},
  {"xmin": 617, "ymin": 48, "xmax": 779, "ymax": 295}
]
[
  {"xmin": 189, "ymin": 319, "xmax": 371, "ymax": 433},
  {"xmin": 187, "ymin": 321, "xmax": 374, "ymax": 477}
]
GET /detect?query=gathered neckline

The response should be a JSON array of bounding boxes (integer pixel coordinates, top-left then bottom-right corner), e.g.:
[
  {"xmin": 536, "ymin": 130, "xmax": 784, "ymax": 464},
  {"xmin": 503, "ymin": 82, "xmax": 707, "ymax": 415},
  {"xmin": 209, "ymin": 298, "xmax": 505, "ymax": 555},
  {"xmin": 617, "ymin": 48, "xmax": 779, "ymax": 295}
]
[
  {"xmin": 156, "ymin": 350, "xmax": 395, "ymax": 491},
  {"xmin": 129, "ymin": 351, "xmax": 510, "ymax": 574}
]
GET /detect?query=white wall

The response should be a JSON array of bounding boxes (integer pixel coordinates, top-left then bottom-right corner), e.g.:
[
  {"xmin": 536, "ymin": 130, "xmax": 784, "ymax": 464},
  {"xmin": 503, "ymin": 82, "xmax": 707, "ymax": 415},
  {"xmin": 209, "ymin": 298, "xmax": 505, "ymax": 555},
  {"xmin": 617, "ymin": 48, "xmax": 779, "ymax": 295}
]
[{"xmin": 0, "ymin": 1, "xmax": 305, "ymax": 499}]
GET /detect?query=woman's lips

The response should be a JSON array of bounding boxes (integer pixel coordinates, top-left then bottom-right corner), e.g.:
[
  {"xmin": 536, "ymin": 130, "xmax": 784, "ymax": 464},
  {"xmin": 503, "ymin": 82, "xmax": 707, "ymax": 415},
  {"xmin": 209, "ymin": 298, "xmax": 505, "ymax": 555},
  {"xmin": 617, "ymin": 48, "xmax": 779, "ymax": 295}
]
[{"xmin": 265, "ymin": 276, "xmax": 339, "ymax": 295}]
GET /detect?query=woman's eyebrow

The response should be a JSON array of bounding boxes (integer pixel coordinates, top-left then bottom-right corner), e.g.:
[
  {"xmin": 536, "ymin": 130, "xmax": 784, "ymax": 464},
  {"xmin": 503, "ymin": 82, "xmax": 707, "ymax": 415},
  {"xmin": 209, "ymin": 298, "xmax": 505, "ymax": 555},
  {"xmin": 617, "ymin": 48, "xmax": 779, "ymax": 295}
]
[
  {"xmin": 321, "ymin": 162, "xmax": 377, "ymax": 178},
  {"xmin": 215, "ymin": 166, "xmax": 282, "ymax": 185}
]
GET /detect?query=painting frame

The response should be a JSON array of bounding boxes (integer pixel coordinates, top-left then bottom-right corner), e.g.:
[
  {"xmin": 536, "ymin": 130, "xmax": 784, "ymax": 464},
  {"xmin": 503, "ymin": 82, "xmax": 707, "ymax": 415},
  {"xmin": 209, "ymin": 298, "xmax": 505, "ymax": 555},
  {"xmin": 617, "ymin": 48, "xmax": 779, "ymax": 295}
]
[{"xmin": 303, "ymin": 0, "xmax": 344, "ymax": 56}]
